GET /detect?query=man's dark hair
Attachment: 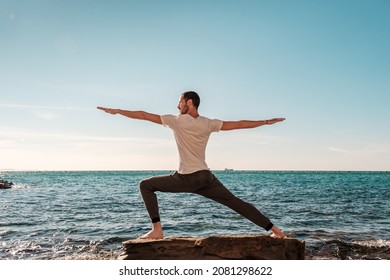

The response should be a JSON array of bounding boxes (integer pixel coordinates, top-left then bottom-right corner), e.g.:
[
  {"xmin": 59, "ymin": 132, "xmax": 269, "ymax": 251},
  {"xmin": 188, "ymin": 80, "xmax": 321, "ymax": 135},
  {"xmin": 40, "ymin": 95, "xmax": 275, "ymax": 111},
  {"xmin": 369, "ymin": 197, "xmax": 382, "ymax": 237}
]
[{"xmin": 182, "ymin": 91, "xmax": 200, "ymax": 109}]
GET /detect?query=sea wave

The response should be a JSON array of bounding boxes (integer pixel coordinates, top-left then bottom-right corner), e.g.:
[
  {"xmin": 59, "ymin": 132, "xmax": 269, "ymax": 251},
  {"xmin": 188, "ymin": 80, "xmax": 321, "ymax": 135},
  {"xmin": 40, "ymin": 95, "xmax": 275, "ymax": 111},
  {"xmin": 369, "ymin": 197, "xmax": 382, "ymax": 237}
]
[
  {"xmin": 0, "ymin": 236, "xmax": 124, "ymax": 260},
  {"xmin": 1, "ymin": 170, "xmax": 389, "ymax": 260},
  {"xmin": 305, "ymin": 238, "xmax": 390, "ymax": 260},
  {"xmin": 2, "ymin": 231, "xmax": 390, "ymax": 260},
  {"xmin": 5, "ymin": 183, "xmax": 31, "ymax": 189}
]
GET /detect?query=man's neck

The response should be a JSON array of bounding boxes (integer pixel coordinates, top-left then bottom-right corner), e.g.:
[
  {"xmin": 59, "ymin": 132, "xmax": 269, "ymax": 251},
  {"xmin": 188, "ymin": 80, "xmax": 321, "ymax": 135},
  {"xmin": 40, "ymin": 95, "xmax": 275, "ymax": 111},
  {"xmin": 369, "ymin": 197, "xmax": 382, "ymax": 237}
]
[
  {"xmin": 182, "ymin": 107, "xmax": 199, "ymax": 119},
  {"xmin": 188, "ymin": 110, "xmax": 199, "ymax": 119}
]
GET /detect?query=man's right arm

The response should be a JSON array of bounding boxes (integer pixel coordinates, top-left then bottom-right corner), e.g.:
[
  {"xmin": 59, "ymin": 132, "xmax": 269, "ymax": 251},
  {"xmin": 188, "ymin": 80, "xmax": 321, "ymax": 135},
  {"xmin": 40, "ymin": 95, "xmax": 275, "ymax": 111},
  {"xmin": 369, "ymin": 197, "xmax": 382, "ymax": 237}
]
[{"xmin": 97, "ymin": 107, "xmax": 162, "ymax": 125}]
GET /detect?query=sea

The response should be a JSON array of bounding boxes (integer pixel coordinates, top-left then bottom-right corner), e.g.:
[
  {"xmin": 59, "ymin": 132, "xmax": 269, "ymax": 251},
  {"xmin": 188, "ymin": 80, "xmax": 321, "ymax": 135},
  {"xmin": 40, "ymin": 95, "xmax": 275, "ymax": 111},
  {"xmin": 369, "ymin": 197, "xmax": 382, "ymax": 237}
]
[{"xmin": 1, "ymin": 170, "xmax": 389, "ymax": 260}]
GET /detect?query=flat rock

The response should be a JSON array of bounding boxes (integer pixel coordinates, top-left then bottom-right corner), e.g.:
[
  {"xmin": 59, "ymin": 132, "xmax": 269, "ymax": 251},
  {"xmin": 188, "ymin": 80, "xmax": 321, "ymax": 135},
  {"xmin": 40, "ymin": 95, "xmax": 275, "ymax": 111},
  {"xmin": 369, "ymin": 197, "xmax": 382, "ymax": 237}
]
[
  {"xmin": 0, "ymin": 179, "xmax": 13, "ymax": 189},
  {"xmin": 120, "ymin": 235, "xmax": 305, "ymax": 260}
]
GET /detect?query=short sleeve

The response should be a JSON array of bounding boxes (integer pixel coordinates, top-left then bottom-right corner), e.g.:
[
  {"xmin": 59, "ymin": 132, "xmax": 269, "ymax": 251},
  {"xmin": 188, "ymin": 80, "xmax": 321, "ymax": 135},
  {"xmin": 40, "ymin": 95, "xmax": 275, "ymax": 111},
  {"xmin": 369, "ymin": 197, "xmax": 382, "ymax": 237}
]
[
  {"xmin": 161, "ymin": 114, "xmax": 177, "ymax": 128},
  {"xmin": 208, "ymin": 118, "xmax": 223, "ymax": 132}
]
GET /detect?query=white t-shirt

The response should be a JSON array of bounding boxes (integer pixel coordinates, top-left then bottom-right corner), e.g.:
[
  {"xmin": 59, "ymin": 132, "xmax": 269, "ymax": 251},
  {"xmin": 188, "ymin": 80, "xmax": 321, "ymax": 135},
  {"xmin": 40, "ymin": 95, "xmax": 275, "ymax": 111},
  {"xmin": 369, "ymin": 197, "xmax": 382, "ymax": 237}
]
[{"xmin": 161, "ymin": 114, "xmax": 223, "ymax": 174}]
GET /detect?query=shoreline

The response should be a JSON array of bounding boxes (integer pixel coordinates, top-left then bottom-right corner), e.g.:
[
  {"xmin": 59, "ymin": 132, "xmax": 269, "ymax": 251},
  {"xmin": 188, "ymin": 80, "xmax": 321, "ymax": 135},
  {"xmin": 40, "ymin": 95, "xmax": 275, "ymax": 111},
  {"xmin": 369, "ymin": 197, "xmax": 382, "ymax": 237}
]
[{"xmin": 2, "ymin": 169, "xmax": 389, "ymax": 173}]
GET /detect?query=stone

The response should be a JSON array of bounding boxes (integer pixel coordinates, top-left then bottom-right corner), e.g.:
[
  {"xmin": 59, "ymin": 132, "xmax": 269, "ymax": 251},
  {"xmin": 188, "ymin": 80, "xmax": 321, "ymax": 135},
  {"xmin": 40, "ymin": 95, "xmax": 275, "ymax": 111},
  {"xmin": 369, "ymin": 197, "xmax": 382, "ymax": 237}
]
[
  {"xmin": 120, "ymin": 235, "xmax": 305, "ymax": 260},
  {"xmin": 0, "ymin": 179, "xmax": 13, "ymax": 189}
]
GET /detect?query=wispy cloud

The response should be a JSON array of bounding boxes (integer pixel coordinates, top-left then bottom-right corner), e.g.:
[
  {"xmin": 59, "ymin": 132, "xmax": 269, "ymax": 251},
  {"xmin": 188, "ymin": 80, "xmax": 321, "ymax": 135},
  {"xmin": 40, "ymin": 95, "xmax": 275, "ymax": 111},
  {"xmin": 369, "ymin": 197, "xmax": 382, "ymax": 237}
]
[
  {"xmin": 328, "ymin": 143, "xmax": 390, "ymax": 157},
  {"xmin": 0, "ymin": 104, "xmax": 92, "ymax": 121},
  {"xmin": 34, "ymin": 111, "xmax": 57, "ymax": 120},
  {"xmin": 0, "ymin": 104, "xmax": 92, "ymax": 110},
  {"xmin": 0, "ymin": 127, "xmax": 171, "ymax": 145}
]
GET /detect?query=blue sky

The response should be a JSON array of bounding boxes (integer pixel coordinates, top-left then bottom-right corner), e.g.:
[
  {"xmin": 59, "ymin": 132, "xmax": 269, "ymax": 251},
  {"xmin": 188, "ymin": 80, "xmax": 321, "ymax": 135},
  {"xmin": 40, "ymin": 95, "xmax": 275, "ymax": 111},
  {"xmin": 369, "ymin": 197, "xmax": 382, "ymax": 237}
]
[{"xmin": 1, "ymin": 0, "xmax": 389, "ymax": 171}]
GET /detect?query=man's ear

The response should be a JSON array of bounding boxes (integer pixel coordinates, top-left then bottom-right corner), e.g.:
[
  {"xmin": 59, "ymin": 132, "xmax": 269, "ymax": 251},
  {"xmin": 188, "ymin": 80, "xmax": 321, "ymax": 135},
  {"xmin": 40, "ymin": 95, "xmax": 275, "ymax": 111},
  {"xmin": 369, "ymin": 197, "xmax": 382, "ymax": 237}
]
[{"xmin": 187, "ymin": 99, "xmax": 193, "ymax": 107}]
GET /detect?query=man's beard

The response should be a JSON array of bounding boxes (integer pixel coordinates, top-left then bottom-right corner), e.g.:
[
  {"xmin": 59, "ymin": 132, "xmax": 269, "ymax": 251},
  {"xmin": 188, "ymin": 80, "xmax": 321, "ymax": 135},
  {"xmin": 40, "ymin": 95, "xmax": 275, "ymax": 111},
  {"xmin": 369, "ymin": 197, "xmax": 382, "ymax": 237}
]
[{"xmin": 180, "ymin": 106, "xmax": 189, "ymax": 115}]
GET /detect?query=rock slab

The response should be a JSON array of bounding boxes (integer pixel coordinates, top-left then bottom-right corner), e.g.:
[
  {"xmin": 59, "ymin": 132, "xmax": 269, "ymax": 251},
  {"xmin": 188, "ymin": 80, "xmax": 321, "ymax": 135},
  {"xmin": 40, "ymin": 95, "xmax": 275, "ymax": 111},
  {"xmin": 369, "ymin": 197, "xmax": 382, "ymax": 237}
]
[
  {"xmin": 121, "ymin": 235, "xmax": 305, "ymax": 260},
  {"xmin": 0, "ymin": 179, "xmax": 13, "ymax": 189}
]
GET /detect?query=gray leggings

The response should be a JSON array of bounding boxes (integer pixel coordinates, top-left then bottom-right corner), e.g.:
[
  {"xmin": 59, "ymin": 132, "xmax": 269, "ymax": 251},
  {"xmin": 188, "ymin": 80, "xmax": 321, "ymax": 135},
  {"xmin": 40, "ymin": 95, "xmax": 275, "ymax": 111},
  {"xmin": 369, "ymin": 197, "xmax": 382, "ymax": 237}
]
[{"xmin": 139, "ymin": 170, "xmax": 273, "ymax": 231}]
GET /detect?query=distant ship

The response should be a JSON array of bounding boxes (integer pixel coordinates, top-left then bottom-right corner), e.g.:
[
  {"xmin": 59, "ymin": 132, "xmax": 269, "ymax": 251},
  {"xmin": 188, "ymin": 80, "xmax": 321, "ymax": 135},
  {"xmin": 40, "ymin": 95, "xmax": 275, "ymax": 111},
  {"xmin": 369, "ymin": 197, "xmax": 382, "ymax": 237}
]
[{"xmin": 224, "ymin": 168, "xmax": 234, "ymax": 172}]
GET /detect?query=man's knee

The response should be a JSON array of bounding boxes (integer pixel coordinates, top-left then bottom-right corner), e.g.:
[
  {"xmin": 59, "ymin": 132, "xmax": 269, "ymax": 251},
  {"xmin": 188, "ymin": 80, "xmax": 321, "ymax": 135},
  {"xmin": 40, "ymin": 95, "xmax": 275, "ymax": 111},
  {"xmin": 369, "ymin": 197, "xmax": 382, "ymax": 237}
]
[{"xmin": 139, "ymin": 178, "xmax": 152, "ymax": 193}]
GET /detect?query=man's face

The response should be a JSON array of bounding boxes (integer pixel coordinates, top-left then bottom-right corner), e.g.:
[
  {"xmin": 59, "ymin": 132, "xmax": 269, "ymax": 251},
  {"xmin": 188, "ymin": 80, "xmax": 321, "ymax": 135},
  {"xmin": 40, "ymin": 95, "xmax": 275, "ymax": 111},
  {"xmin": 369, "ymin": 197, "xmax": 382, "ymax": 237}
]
[{"xmin": 177, "ymin": 95, "xmax": 189, "ymax": 115}]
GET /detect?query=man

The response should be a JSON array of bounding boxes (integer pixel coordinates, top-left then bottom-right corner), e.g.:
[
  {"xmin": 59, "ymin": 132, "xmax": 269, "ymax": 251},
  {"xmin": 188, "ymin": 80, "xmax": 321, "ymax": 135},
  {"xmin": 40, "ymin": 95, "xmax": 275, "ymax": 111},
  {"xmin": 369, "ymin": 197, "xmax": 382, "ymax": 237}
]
[{"xmin": 97, "ymin": 91, "xmax": 286, "ymax": 239}]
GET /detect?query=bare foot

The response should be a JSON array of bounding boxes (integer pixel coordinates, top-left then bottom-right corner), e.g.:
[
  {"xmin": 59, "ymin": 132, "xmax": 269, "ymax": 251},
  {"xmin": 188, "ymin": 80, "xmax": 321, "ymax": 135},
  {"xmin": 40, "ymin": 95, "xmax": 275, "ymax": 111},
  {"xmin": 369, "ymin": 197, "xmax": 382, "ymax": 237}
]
[
  {"xmin": 138, "ymin": 222, "xmax": 164, "ymax": 239},
  {"xmin": 138, "ymin": 229, "xmax": 164, "ymax": 239},
  {"xmin": 270, "ymin": 226, "xmax": 286, "ymax": 238}
]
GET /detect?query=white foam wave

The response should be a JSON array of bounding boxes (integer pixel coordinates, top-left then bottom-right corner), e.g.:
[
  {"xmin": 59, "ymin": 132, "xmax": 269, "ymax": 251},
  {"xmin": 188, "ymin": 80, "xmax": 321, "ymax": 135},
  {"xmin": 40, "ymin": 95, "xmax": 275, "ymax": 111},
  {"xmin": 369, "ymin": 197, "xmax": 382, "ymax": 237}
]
[
  {"xmin": 9, "ymin": 184, "xmax": 30, "ymax": 189},
  {"xmin": 354, "ymin": 239, "xmax": 390, "ymax": 248}
]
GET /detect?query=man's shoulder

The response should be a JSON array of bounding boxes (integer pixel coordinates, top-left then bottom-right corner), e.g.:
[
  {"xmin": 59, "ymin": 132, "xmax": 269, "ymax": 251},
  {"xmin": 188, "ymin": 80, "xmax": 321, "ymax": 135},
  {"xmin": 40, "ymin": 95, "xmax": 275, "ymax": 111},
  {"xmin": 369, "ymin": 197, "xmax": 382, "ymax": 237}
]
[
  {"xmin": 162, "ymin": 114, "xmax": 177, "ymax": 118},
  {"xmin": 160, "ymin": 114, "xmax": 177, "ymax": 126},
  {"xmin": 198, "ymin": 115, "xmax": 223, "ymax": 123},
  {"xmin": 198, "ymin": 115, "xmax": 223, "ymax": 131}
]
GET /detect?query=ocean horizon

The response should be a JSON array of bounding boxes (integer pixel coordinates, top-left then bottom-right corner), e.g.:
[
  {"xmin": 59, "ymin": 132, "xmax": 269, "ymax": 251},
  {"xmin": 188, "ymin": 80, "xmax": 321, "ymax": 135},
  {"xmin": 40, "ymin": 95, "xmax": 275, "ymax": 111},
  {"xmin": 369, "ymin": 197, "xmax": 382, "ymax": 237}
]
[{"xmin": 1, "ymin": 170, "xmax": 389, "ymax": 260}]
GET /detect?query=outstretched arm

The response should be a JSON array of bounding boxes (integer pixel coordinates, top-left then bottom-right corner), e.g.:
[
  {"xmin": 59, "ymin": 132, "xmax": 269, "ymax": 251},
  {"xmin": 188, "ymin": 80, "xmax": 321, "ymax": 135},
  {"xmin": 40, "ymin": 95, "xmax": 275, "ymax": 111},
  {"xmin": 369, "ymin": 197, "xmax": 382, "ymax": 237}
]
[
  {"xmin": 97, "ymin": 107, "xmax": 162, "ymax": 125},
  {"xmin": 221, "ymin": 118, "xmax": 285, "ymax": 131}
]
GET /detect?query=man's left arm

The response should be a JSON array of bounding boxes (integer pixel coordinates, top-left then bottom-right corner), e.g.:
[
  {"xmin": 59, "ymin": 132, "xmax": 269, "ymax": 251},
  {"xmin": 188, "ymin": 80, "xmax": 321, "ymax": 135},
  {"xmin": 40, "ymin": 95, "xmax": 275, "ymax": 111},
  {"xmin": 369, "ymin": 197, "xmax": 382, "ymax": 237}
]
[{"xmin": 220, "ymin": 118, "xmax": 285, "ymax": 131}]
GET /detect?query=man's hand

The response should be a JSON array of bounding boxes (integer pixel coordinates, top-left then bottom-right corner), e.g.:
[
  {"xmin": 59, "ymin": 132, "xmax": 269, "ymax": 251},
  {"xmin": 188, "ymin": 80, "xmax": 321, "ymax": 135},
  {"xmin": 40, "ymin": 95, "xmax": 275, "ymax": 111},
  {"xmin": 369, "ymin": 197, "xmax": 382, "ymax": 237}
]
[
  {"xmin": 266, "ymin": 118, "xmax": 285, "ymax": 125},
  {"xmin": 97, "ymin": 107, "xmax": 119, "ymax": 115}
]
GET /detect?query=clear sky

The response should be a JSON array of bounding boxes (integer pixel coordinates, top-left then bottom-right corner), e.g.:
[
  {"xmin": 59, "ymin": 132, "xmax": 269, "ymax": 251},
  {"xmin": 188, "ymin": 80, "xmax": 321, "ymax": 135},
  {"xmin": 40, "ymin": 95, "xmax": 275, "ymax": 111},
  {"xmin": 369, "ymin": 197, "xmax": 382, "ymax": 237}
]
[{"xmin": 1, "ymin": 0, "xmax": 389, "ymax": 171}]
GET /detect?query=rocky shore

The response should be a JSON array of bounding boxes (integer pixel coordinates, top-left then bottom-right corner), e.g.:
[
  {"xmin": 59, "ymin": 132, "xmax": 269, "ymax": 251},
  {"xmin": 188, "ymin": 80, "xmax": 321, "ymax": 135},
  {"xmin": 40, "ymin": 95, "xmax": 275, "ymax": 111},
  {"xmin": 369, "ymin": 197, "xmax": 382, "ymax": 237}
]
[
  {"xmin": 120, "ymin": 235, "xmax": 305, "ymax": 260},
  {"xmin": 0, "ymin": 179, "xmax": 13, "ymax": 189}
]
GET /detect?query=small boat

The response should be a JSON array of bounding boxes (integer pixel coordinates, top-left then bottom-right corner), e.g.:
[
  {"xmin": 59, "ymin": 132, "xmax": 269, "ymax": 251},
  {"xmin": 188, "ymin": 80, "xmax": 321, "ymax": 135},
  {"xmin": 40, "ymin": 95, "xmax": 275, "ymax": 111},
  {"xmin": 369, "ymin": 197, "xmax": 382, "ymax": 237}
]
[{"xmin": 0, "ymin": 179, "xmax": 13, "ymax": 189}]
